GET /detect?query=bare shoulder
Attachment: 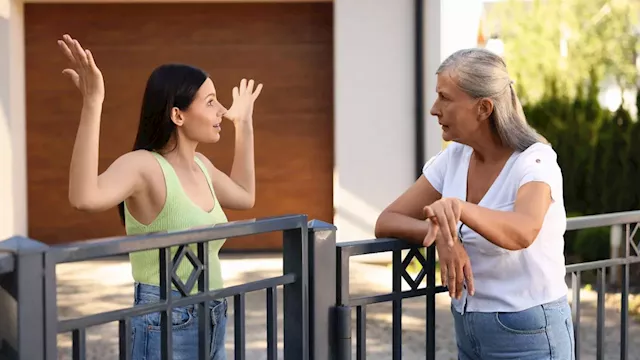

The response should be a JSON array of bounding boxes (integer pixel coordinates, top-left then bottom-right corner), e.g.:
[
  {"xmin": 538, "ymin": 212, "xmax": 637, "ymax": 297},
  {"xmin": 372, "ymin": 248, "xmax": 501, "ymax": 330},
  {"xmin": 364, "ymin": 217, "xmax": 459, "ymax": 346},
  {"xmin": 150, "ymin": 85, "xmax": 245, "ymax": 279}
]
[
  {"xmin": 111, "ymin": 149, "xmax": 158, "ymax": 171},
  {"xmin": 103, "ymin": 150, "xmax": 166, "ymax": 185}
]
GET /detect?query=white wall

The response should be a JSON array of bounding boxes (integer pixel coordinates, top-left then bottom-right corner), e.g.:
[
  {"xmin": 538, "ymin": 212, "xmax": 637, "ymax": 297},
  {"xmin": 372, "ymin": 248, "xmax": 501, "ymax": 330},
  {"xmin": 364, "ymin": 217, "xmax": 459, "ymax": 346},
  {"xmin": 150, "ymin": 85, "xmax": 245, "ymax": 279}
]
[
  {"xmin": 333, "ymin": 0, "xmax": 416, "ymax": 242},
  {"xmin": 333, "ymin": 0, "xmax": 484, "ymax": 243},
  {"xmin": 424, "ymin": 0, "xmax": 483, "ymax": 160},
  {"xmin": 0, "ymin": 0, "xmax": 26, "ymax": 240}
]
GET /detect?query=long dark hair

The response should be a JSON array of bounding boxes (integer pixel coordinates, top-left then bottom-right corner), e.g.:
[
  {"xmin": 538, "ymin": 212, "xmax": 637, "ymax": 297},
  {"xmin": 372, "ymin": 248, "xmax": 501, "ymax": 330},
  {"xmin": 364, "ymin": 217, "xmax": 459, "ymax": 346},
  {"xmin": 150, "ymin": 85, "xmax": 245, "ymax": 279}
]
[{"xmin": 117, "ymin": 63, "xmax": 209, "ymax": 224}]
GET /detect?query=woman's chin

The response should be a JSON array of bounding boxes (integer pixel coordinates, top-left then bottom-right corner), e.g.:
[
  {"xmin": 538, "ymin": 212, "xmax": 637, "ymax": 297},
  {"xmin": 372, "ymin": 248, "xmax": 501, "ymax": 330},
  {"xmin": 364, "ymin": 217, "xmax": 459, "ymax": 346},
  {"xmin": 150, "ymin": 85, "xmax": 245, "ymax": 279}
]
[{"xmin": 206, "ymin": 132, "xmax": 221, "ymax": 143}]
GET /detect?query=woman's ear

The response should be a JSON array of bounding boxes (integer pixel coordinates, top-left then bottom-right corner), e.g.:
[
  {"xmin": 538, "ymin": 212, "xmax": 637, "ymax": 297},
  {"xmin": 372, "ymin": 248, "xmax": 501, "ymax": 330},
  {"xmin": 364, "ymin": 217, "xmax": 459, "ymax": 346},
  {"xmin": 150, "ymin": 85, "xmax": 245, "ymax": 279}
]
[
  {"xmin": 477, "ymin": 98, "xmax": 494, "ymax": 121},
  {"xmin": 170, "ymin": 107, "xmax": 184, "ymax": 126}
]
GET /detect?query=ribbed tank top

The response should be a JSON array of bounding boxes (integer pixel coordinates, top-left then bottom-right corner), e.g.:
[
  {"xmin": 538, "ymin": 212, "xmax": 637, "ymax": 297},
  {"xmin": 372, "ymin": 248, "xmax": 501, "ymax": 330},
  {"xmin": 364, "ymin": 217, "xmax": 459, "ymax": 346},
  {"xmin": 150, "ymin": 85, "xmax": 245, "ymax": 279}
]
[{"xmin": 124, "ymin": 151, "xmax": 228, "ymax": 293}]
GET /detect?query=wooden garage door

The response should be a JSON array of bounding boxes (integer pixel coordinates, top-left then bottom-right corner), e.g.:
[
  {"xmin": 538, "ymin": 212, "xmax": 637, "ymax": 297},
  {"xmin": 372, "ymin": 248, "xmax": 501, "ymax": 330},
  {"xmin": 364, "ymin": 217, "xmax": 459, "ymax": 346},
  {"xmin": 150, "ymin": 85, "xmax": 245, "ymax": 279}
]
[{"xmin": 25, "ymin": 2, "xmax": 334, "ymax": 250}]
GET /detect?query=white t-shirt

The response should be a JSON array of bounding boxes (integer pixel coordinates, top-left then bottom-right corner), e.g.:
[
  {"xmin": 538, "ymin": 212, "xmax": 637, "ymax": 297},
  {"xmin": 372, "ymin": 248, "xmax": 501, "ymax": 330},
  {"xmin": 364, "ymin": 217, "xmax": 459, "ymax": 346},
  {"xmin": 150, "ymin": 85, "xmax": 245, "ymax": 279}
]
[{"xmin": 423, "ymin": 141, "xmax": 568, "ymax": 314}]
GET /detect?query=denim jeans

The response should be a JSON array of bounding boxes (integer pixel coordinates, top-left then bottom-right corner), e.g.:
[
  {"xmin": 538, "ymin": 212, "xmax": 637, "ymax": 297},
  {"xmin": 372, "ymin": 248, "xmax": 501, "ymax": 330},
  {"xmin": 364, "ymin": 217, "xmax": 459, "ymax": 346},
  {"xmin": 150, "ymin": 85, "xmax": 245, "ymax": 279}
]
[
  {"xmin": 452, "ymin": 296, "xmax": 575, "ymax": 360},
  {"xmin": 130, "ymin": 283, "xmax": 228, "ymax": 360}
]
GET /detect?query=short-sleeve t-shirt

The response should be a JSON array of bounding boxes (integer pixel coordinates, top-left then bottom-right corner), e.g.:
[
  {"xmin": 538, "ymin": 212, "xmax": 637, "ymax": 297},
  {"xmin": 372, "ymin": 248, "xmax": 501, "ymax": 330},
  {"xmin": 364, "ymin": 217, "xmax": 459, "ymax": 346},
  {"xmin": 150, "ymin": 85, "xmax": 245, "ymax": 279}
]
[{"xmin": 423, "ymin": 141, "xmax": 568, "ymax": 314}]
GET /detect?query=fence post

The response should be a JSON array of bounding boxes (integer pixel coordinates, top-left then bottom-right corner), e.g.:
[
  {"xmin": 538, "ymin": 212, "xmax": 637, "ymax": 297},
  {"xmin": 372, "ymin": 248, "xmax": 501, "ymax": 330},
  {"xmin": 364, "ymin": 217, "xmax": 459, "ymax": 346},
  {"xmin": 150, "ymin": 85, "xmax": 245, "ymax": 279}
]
[
  {"xmin": 307, "ymin": 220, "xmax": 337, "ymax": 360},
  {"xmin": 0, "ymin": 236, "xmax": 53, "ymax": 360},
  {"xmin": 283, "ymin": 220, "xmax": 310, "ymax": 360}
]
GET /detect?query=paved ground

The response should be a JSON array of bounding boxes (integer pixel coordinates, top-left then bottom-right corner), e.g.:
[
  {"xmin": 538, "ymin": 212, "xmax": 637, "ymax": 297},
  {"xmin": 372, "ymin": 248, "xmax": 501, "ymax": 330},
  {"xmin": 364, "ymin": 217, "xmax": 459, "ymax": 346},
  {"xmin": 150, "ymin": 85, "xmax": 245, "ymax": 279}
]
[{"xmin": 54, "ymin": 253, "xmax": 640, "ymax": 360}]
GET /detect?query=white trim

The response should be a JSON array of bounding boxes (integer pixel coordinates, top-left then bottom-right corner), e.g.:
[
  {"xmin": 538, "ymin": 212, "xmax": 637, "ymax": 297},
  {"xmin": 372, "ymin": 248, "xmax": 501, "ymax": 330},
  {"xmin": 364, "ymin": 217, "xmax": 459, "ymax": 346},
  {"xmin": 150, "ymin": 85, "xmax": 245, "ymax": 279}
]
[
  {"xmin": 423, "ymin": 0, "xmax": 484, "ymax": 160},
  {"xmin": 0, "ymin": 0, "xmax": 26, "ymax": 238},
  {"xmin": 424, "ymin": 0, "xmax": 444, "ymax": 160}
]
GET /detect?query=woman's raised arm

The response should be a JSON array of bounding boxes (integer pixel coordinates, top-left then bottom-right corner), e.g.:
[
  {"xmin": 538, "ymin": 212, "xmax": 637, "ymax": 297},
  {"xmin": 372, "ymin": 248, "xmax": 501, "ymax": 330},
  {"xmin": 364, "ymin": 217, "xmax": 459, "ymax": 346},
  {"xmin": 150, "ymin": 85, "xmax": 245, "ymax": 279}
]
[{"xmin": 60, "ymin": 34, "xmax": 144, "ymax": 212}]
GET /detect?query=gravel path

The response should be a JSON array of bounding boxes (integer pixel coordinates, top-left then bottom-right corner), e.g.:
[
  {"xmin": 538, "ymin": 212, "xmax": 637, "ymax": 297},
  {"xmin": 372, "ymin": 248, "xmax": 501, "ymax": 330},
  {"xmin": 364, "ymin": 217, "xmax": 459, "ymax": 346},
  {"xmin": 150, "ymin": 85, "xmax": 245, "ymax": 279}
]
[{"xmin": 53, "ymin": 254, "xmax": 639, "ymax": 359}]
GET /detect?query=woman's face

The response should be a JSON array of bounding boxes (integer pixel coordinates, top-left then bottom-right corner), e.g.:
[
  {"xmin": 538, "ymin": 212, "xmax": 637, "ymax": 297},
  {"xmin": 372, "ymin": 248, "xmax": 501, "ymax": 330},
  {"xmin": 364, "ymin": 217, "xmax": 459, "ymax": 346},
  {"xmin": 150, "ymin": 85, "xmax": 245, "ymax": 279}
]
[
  {"xmin": 174, "ymin": 78, "xmax": 227, "ymax": 144},
  {"xmin": 429, "ymin": 71, "xmax": 483, "ymax": 143}
]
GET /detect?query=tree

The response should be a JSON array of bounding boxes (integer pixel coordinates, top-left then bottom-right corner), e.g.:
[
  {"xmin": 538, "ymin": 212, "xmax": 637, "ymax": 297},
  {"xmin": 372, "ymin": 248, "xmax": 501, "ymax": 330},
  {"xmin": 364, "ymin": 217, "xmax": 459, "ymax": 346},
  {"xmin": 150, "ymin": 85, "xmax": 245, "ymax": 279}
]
[{"xmin": 488, "ymin": 0, "xmax": 640, "ymax": 104}]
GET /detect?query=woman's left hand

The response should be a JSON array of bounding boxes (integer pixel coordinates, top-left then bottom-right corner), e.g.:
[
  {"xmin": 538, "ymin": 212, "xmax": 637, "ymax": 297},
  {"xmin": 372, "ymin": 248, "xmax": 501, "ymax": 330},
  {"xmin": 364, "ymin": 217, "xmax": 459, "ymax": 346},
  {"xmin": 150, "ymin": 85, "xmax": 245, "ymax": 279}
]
[
  {"xmin": 224, "ymin": 78, "xmax": 263, "ymax": 124},
  {"xmin": 423, "ymin": 197, "xmax": 463, "ymax": 247}
]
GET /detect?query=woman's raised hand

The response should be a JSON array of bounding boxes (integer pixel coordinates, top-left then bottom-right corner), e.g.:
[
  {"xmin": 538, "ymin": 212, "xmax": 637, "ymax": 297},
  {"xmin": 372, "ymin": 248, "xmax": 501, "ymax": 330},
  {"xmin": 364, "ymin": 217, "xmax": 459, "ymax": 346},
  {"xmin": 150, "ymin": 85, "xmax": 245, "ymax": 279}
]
[
  {"xmin": 58, "ymin": 34, "xmax": 105, "ymax": 105},
  {"xmin": 224, "ymin": 78, "xmax": 263, "ymax": 124}
]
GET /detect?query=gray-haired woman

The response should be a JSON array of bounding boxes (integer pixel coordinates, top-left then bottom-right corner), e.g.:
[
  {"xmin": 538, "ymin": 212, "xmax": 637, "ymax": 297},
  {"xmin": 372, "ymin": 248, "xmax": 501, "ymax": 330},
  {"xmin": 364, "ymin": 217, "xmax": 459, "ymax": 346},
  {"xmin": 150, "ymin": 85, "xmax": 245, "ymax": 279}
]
[{"xmin": 375, "ymin": 48, "xmax": 574, "ymax": 359}]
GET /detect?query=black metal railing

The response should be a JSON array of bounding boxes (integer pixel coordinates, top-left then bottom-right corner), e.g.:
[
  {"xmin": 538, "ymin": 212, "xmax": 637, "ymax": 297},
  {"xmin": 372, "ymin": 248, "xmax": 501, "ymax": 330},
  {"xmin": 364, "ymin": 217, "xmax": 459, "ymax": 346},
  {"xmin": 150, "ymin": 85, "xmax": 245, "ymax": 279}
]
[
  {"xmin": 0, "ymin": 214, "xmax": 325, "ymax": 360},
  {"xmin": 1, "ymin": 211, "xmax": 640, "ymax": 360},
  {"xmin": 334, "ymin": 238, "xmax": 447, "ymax": 360},
  {"xmin": 564, "ymin": 211, "xmax": 640, "ymax": 360},
  {"xmin": 332, "ymin": 210, "xmax": 640, "ymax": 360},
  {"xmin": 0, "ymin": 251, "xmax": 17, "ymax": 360}
]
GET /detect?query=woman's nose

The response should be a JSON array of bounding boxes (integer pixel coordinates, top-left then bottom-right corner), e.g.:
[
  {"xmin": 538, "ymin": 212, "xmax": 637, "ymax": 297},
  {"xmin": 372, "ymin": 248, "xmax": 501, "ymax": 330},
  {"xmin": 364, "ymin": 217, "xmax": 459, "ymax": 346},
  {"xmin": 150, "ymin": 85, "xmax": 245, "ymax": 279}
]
[
  {"xmin": 218, "ymin": 105, "xmax": 228, "ymax": 117},
  {"xmin": 430, "ymin": 104, "xmax": 439, "ymax": 117}
]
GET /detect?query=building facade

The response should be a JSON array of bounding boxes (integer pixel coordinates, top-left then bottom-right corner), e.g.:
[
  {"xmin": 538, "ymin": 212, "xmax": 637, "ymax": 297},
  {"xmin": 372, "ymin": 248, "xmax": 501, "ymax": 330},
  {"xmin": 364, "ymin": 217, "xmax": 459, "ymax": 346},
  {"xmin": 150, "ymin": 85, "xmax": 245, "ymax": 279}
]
[{"xmin": 0, "ymin": 0, "xmax": 482, "ymax": 249}]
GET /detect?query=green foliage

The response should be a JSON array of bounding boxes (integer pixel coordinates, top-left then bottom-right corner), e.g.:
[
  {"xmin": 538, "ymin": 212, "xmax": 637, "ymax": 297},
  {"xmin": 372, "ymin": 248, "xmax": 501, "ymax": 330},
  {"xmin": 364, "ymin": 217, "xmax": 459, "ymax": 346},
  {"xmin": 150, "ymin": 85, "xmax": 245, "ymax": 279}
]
[
  {"xmin": 490, "ymin": 0, "xmax": 640, "ymax": 104},
  {"xmin": 572, "ymin": 227, "xmax": 610, "ymax": 263},
  {"xmin": 524, "ymin": 80, "xmax": 640, "ymax": 216}
]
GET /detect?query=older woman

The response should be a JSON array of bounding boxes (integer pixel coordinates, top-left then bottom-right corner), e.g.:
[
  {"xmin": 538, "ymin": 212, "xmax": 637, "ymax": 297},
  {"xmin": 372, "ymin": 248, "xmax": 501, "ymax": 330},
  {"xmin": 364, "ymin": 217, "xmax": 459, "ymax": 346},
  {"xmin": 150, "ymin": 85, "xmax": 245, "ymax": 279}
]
[{"xmin": 375, "ymin": 48, "xmax": 574, "ymax": 360}]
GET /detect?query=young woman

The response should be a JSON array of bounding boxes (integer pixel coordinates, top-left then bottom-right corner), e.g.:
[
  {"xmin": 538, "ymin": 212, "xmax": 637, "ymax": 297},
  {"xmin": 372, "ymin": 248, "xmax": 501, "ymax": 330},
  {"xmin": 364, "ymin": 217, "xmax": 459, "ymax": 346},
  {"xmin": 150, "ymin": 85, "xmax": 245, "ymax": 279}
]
[
  {"xmin": 59, "ymin": 34, "xmax": 261, "ymax": 360},
  {"xmin": 375, "ymin": 48, "xmax": 574, "ymax": 359}
]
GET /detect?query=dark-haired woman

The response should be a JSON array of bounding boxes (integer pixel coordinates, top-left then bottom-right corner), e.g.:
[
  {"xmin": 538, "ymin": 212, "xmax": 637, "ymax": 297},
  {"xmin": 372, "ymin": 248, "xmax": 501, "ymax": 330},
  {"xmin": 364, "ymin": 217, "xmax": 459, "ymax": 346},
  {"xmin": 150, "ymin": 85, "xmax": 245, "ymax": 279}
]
[{"xmin": 59, "ymin": 34, "xmax": 261, "ymax": 360}]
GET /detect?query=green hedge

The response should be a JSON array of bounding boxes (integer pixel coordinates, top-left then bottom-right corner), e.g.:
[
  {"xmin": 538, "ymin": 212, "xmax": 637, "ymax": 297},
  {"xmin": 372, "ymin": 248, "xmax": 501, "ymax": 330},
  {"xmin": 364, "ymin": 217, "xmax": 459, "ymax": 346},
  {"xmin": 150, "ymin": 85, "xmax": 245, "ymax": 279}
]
[{"xmin": 521, "ymin": 75, "xmax": 639, "ymax": 261}]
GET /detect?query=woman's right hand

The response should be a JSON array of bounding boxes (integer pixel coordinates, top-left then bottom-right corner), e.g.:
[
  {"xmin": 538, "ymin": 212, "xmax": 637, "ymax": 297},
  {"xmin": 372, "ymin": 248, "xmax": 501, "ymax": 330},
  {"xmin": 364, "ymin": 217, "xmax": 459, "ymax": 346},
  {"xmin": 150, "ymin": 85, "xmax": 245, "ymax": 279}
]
[
  {"xmin": 428, "ymin": 220, "xmax": 475, "ymax": 299},
  {"xmin": 58, "ymin": 34, "xmax": 105, "ymax": 105}
]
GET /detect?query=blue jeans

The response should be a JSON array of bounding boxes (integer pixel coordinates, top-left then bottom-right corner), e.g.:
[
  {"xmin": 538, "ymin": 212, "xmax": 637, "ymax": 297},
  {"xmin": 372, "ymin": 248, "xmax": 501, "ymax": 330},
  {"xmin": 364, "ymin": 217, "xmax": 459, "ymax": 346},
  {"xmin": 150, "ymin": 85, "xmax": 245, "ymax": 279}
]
[
  {"xmin": 131, "ymin": 283, "xmax": 228, "ymax": 360},
  {"xmin": 452, "ymin": 296, "xmax": 575, "ymax": 360}
]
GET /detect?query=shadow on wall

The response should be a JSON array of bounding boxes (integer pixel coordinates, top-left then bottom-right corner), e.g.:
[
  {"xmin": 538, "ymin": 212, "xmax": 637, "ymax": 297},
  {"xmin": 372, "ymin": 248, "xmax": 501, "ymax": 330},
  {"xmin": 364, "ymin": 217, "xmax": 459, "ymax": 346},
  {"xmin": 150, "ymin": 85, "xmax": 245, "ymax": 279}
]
[{"xmin": 0, "ymin": 14, "xmax": 15, "ymax": 240}]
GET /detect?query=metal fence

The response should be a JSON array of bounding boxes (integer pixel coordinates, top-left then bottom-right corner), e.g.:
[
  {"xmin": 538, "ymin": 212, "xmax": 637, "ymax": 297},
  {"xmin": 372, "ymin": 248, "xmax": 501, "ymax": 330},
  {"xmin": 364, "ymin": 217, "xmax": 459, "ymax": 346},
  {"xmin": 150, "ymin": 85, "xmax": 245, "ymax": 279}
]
[
  {"xmin": 333, "ymin": 210, "xmax": 640, "ymax": 360},
  {"xmin": 1, "ymin": 211, "xmax": 639, "ymax": 360},
  {"xmin": 0, "ymin": 215, "xmax": 318, "ymax": 360}
]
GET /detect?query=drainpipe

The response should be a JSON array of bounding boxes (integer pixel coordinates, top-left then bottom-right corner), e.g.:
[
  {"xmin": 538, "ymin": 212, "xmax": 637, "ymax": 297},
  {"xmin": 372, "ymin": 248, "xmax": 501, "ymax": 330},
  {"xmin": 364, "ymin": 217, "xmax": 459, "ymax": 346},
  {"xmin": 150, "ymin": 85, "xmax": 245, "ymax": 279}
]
[{"xmin": 414, "ymin": 0, "xmax": 426, "ymax": 178}]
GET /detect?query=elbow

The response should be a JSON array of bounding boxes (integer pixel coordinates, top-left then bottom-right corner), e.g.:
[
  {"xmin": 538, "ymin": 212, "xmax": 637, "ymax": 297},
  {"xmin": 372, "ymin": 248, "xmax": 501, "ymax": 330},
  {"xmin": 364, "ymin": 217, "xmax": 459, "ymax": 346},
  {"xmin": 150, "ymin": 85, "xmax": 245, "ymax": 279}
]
[
  {"xmin": 69, "ymin": 192, "xmax": 96, "ymax": 212},
  {"xmin": 238, "ymin": 194, "xmax": 255, "ymax": 210},
  {"xmin": 515, "ymin": 225, "xmax": 542, "ymax": 250},
  {"xmin": 245, "ymin": 199, "xmax": 255, "ymax": 209},
  {"xmin": 374, "ymin": 212, "xmax": 390, "ymax": 238},
  {"xmin": 69, "ymin": 197, "xmax": 90, "ymax": 212},
  {"xmin": 244, "ymin": 194, "xmax": 255, "ymax": 209}
]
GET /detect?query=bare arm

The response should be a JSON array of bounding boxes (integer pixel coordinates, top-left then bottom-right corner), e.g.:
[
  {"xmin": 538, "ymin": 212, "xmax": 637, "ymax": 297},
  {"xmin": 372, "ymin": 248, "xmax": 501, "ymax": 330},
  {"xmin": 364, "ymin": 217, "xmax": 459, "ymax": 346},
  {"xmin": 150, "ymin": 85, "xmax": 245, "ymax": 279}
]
[
  {"xmin": 374, "ymin": 176, "xmax": 442, "ymax": 245},
  {"xmin": 460, "ymin": 182, "xmax": 552, "ymax": 250},
  {"xmin": 68, "ymin": 100, "xmax": 145, "ymax": 212},
  {"xmin": 199, "ymin": 78, "xmax": 262, "ymax": 210},
  {"xmin": 225, "ymin": 123, "xmax": 255, "ymax": 208},
  {"xmin": 68, "ymin": 100, "xmax": 103, "ymax": 209},
  {"xmin": 70, "ymin": 150, "xmax": 146, "ymax": 212},
  {"xmin": 59, "ymin": 34, "xmax": 144, "ymax": 212},
  {"xmin": 197, "ymin": 148, "xmax": 254, "ymax": 210}
]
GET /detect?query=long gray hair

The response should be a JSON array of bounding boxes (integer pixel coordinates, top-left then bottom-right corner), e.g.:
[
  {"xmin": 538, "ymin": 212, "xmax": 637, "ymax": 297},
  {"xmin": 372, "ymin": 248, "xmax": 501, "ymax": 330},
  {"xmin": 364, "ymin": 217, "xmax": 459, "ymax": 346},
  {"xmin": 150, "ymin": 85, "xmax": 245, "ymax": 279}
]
[{"xmin": 437, "ymin": 48, "xmax": 545, "ymax": 152}]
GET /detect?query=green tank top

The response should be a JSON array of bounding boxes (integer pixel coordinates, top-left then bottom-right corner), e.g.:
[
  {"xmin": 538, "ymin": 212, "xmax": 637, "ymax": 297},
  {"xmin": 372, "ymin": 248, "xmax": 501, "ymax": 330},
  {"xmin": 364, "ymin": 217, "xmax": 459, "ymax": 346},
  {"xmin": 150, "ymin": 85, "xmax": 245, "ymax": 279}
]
[{"xmin": 124, "ymin": 151, "xmax": 228, "ymax": 293}]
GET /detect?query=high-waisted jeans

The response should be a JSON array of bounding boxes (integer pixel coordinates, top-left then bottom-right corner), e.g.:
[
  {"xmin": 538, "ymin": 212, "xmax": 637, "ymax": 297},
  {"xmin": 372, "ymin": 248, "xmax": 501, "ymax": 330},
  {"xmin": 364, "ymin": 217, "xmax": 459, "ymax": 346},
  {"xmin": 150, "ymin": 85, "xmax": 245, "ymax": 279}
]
[
  {"xmin": 130, "ymin": 282, "xmax": 228, "ymax": 360},
  {"xmin": 452, "ymin": 296, "xmax": 575, "ymax": 360}
]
